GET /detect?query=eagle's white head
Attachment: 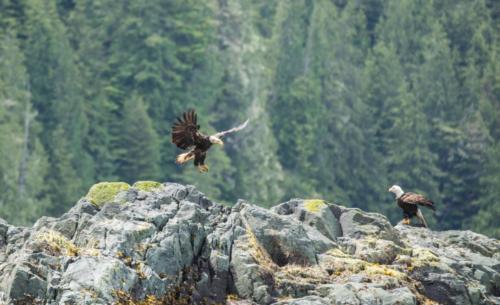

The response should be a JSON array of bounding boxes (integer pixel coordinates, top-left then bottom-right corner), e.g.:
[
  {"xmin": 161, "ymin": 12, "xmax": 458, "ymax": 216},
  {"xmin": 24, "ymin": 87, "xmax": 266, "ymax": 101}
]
[
  {"xmin": 388, "ymin": 185, "xmax": 404, "ymax": 199},
  {"xmin": 209, "ymin": 136, "xmax": 224, "ymax": 146}
]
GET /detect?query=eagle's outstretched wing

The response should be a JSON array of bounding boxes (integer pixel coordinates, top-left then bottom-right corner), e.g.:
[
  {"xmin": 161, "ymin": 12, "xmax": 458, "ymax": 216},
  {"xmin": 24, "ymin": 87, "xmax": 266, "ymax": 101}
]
[
  {"xmin": 401, "ymin": 192, "xmax": 435, "ymax": 210},
  {"xmin": 212, "ymin": 119, "xmax": 249, "ymax": 139},
  {"xmin": 171, "ymin": 109, "xmax": 203, "ymax": 150}
]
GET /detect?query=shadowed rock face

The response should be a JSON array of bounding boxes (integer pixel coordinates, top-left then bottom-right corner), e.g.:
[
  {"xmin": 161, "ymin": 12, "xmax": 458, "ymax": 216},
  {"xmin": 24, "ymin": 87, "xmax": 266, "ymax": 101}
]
[{"xmin": 0, "ymin": 183, "xmax": 498, "ymax": 305}]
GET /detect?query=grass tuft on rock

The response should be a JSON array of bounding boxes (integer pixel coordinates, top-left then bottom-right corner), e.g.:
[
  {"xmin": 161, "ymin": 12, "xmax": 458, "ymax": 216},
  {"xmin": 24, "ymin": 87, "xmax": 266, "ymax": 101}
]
[
  {"xmin": 133, "ymin": 181, "xmax": 162, "ymax": 192},
  {"xmin": 86, "ymin": 182, "xmax": 130, "ymax": 207},
  {"xmin": 303, "ymin": 199, "xmax": 327, "ymax": 213},
  {"xmin": 35, "ymin": 230, "xmax": 100, "ymax": 257},
  {"xmin": 36, "ymin": 230, "xmax": 79, "ymax": 257},
  {"xmin": 245, "ymin": 225, "xmax": 277, "ymax": 271}
]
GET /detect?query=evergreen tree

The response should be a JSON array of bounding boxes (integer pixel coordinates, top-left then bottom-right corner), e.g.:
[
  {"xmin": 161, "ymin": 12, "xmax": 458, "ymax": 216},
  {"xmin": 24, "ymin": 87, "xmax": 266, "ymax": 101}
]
[
  {"xmin": 0, "ymin": 0, "xmax": 497, "ymax": 234},
  {"xmin": 45, "ymin": 126, "xmax": 81, "ymax": 215},
  {"xmin": 310, "ymin": 1, "xmax": 380, "ymax": 208},
  {"xmin": 67, "ymin": 0, "xmax": 123, "ymax": 181},
  {"xmin": 0, "ymin": 31, "xmax": 50, "ymax": 224},
  {"xmin": 363, "ymin": 41, "xmax": 440, "ymax": 221},
  {"xmin": 376, "ymin": 0, "xmax": 435, "ymax": 74},
  {"xmin": 114, "ymin": 96, "xmax": 161, "ymax": 183},
  {"xmin": 23, "ymin": 1, "xmax": 90, "ymax": 214},
  {"xmin": 203, "ymin": 0, "xmax": 286, "ymax": 206},
  {"xmin": 471, "ymin": 143, "xmax": 500, "ymax": 238}
]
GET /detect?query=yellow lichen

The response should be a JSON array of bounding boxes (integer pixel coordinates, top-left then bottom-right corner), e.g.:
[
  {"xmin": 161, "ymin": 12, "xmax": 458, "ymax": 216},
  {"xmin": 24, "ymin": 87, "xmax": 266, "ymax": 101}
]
[
  {"xmin": 413, "ymin": 248, "xmax": 439, "ymax": 261},
  {"xmin": 86, "ymin": 182, "xmax": 130, "ymax": 207},
  {"xmin": 325, "ymin": 248, "xmax": 350, "ymax": 258},
  {"xmin": 276, "ymin": 264, "xmax": 330, "ymax": 285},
  {"xmin": 113, "ymin": 274, "xmax": 198, "ymax": 305},
  {"xmin": 36, "ymin": 230, "xmax": 79, "ymax": 257},
  {"xmin": 135, "ymin": 261, "xmax": 147, "ymax": 279},
  {"xmin": 226, "ymin": 294, "xmax": 240, "ymax": 301},
  {"xmin": 114, "ymin": 291, "xmax": 163, "ymax": 305},
  {"xmin": 364, "ymin": 263, "xmax": 406, "ymax": 279},
  {"xmin": 303, "ymin": 199, "xmax": 327, "ymax": 213},
  {"xmin": 411, "ymin": 247, "xmax": 441, "ymax": 268},
  {"xmin": 133, "ymin": 181, "xmax": 162, "ymax": 192}
]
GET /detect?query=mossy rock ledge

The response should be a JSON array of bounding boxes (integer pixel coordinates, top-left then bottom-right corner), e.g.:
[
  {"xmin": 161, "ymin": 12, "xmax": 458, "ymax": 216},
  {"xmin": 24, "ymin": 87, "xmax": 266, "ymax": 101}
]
[
  {"xmin": 85, "ymin": 182, "xmax": 131, "ymax": 207},
  {"xmin": 0, "ymin": 183, "xmax": 498, "ymax": 305}
]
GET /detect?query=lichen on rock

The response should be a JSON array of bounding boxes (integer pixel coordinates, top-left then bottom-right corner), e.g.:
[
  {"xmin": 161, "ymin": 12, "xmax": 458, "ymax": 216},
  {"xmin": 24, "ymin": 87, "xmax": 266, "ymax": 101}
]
[
  {"xmin": 132, "ymin": 181, "xmax": 162, "ymax": 192},
  {"xmin": 85, "ymin": 182, "xmax": 131, "ymax": 207},
  {"xmin": 303, "ymin": 199, "xmax": 327, "ymax": 213}
]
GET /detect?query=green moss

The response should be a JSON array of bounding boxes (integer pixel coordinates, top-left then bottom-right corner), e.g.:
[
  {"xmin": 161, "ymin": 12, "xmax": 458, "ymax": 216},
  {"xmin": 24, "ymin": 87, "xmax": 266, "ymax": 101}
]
[
  {"xmin": 303, "ymin": 199, "xmax": 327, "ymax": 213},
  {"xmin": 86, "ymin": 182, "xmax": 130, "ymax": 207},
  {"xmin": 133, "ymin": 181, "xmax": 161, "ymax": 192}
]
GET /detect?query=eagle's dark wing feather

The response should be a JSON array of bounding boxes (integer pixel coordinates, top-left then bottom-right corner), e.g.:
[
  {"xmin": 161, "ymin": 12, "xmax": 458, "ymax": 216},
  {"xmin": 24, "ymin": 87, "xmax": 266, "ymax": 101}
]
[
  {"xmin": 401, "ymin": 192, "xmax": 435, "ymax": 210},
  {"xmin": 171, "ymin": 109, "xmax": 203, "ymax": 149}
]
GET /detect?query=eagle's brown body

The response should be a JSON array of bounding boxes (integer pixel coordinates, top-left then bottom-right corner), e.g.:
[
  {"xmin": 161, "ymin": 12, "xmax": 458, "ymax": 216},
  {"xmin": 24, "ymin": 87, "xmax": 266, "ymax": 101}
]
[
  {"xmin": 171, "ymin": 109, "xmax": 248, "ymax": 172},
  {"xmin": 398, "ymin": 193, "xmax": 434, "ymax": 221},
  {"xmin": 171, "ymin": 110, "xmax": 212, "ymax": 170},
  {"xmin": 389, "ymin": 185, "xmax": 436, "ymax": 227}
]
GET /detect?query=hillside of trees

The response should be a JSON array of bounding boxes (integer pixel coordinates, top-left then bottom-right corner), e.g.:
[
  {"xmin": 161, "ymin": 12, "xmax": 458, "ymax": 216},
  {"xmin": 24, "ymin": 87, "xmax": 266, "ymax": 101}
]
[{"xmin": 0, "ymin": 0, "xmax": 498, "ymax": 237}]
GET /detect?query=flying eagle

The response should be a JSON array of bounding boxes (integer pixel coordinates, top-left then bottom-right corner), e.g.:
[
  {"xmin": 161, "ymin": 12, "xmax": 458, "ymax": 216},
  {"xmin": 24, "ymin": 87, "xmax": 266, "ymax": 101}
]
[
  {"xmin": 171, "ymin": 109, "xmax": 249, "ymax": 172},
  {"xmin": 388, "ymin": 185, "xmax": 435, "ymax": 228}
]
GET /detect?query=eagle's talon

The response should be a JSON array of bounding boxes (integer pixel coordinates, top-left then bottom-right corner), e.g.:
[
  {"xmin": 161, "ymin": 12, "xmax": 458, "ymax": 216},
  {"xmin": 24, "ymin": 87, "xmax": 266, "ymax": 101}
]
[
  {"xmin": 198, "ymin": 165, "xmax": 209, "ymax": 173},
  {"xmin": 402, "ymin": 218, "xmax": 410, "ymax": 225}
]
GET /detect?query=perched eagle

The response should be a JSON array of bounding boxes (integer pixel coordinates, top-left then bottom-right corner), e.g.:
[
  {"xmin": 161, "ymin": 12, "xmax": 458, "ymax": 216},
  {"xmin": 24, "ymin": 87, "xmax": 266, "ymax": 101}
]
[
  {"xmin": 171, "ymin": 109, "xmax": 249, "ymax": 172},
  {"xmin": 388, "ymin": 185, "xmax": 435, "ymax": 228}
]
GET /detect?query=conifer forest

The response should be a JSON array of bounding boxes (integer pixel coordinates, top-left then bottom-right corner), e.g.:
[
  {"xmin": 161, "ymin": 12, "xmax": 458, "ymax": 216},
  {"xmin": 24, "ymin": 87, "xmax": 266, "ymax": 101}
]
[{"xmin": 0, "ymin": 0, "xmax": 498, "ymax": 238}]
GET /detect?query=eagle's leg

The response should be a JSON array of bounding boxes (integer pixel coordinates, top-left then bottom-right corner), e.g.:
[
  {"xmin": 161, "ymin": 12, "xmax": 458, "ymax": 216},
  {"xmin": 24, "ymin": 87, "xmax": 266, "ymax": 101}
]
[
  {"xmin": 402, "ymin": 217, "xmax": 411, "ymax": 225},
  {"xmin": 197, "ymin": 164, "xmax": 209, "ymax": 173}
]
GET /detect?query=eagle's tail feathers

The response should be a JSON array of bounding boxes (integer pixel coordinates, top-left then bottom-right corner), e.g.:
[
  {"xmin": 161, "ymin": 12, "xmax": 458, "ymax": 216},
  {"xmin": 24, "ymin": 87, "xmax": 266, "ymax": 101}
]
[
  {"xmin": 416, "ymin": 209, "xmax": 428, "ymax": 228},
  {"xmin": 176, "ymin": 151, "xmax": 194, "ymax": 164}
]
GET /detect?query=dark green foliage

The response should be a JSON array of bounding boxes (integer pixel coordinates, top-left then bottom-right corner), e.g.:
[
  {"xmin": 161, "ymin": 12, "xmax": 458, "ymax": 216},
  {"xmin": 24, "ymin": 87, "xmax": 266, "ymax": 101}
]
[
  {"xmin": 472, "ymin": 143, "xmax": 500, "ymax": 238},
  {"xmin": 0, "ymin": 31, "xmax": 50, "ymax": 224},
  {"xmin": 114, "ymin": 97, "xmax": 161, "ymax": 183},
  {"xmin": 0, "ymin": 0, "xmax": 497, "ymax": 238}
]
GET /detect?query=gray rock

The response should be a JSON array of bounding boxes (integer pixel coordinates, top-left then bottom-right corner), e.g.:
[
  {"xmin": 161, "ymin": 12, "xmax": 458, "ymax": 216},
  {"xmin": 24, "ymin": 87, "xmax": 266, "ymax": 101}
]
[
  {"xmin": 272, "ymin": 199, "xmax": 342, "ymax": 240},
  {"xmin": 317, "ymin": 283, "xmax": 416, "ymax": 305},
  {"xmin": 272, "ymin": 296, "xmax": 330, "ymax": 305},
  {"xmin": 230, "ymin": 231, "xmax": 274, "ymax": 304},
  {"xmin": 240, "ymin": 203, "xmax": 323, "ymax": 266},
  {"xmin": 1, "ymin": 264, "xmax": 47, "ymax": 303},
  {"xmin": 0, "ymin": 183, "xmax": 498, "ymax": 305},
  {"xmin": 340, "ymin": 208, "xmax": 398, "ymax": 241}
]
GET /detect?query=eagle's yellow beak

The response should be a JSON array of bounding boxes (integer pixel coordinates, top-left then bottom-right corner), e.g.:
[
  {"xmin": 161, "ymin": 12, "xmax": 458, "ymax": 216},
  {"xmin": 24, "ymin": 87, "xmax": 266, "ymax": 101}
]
[
  {"xmin": 209, "ymin": 136, "xmax": 224, "ymax": 146},
  {"xmin": 214, "ymin": 138, "xmax": 224, "ymax": 146}
]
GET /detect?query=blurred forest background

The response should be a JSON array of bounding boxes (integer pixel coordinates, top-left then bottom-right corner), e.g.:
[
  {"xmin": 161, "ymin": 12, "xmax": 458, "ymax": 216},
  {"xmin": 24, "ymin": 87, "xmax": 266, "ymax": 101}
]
[{"xmin": 0, "ymin": 0, "xmax": 498, "ymax": 237}]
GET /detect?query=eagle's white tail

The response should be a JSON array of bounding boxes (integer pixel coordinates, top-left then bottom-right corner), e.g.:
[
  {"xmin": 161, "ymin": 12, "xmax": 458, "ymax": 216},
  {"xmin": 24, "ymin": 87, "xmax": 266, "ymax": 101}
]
[
  {"xmin": 416, "ymin": 209, "xmax": 428, "ymax": 228},
  {"xmin": 176, "ymin": 151, "xmax": 194, "ymax": 164}
]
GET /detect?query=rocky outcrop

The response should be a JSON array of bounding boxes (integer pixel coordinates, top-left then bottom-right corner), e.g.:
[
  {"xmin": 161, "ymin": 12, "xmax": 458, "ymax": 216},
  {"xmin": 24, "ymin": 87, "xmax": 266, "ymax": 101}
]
[{"xmin": 0, "ymin": 182, "xmax": 498, "ymax": 305}]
